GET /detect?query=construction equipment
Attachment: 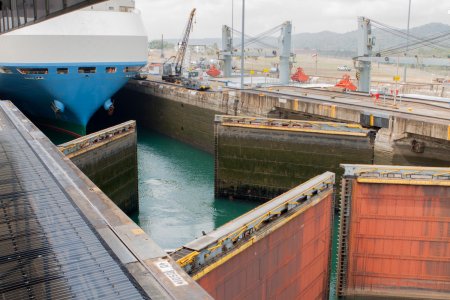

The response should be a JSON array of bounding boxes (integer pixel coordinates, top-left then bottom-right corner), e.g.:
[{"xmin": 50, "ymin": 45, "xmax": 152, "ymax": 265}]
[
  {"xmin": 206, "ymin": 65, "xmax": 221, "ymax": 77},
  {"xmin": 162, "ymin": 8, "xmax": 196, "ymax": 83},
  {"xmin": 290, "ymin": 67, "xmax": 309, "ymax": 83},
  {"xmin": 335, "ymin": 74, "xmax": 357, "ymax": 91},
  {"xmin": 182, "ymin": 70, "xmax": 210, "ymax": 91},
  {"xmin": 220, "ymin": 21, "xmax": 293, "ymax": 83}
]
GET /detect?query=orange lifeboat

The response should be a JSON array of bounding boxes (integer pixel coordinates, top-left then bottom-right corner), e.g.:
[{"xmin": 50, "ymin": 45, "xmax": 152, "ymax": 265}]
[
  {"xmin": 290, "ymin": 67, "xmax": 309, "ymax": 83},
  {"xmin": 206, "ymin": 65, "xmax": 221, "ymax": 77},
  {"xmin": 335, "ymin": 74, "xmax": 357, "ymax": 91}
]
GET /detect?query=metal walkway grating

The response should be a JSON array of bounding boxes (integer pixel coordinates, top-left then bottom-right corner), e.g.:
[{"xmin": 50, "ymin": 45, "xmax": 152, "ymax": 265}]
[{"xmin": 0, "ymin": 111, "xmax": 146, "ymax": 299}]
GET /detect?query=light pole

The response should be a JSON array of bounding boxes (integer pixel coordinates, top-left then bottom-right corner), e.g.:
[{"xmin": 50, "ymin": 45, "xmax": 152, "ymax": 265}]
[
  {"xmin": 231, "ymin": 0, "xmax": 234, "ymax": 49},
  {"xmin": 240, "ymin": 0, "xmax": 245, "ymax": 89},
  {"xmin": 403, "ymin": 0, "xmax": 411, "ymax": 82}
]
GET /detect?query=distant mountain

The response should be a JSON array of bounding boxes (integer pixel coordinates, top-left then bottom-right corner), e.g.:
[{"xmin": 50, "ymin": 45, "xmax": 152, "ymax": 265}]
[
  {"xmin": 153, "ymin": 23, "xmax": 450, "ymax": 58},
  {"xmin": 292, "ymin": 22, "xmax": 450, "ymax": 57}
]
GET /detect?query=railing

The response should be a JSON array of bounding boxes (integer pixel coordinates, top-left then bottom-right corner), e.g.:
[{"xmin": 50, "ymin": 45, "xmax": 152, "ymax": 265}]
[
  {"xmin": 215, "ymin": 115, "xmax": 370, "ymax": 136},
  {"xmin": 342, "ymin": 164, "xmax": 450, "ymax": 183},
  {"xmin": 0, "ymin": 0, "xmax": 105, "ymax": 34},
  {"xmin": 58, "ymin": 120, "xmax": 135, "ymax": 157}
]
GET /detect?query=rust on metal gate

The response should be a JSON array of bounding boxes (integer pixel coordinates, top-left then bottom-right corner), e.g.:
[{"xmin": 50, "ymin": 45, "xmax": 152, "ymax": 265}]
[
  {"xmin": 337, "ymin": 164, "xmax": 450, "ymax": 299},
  {"xmin": 171, "ymin": 172, "xmax": 336, "ymax": 300}
]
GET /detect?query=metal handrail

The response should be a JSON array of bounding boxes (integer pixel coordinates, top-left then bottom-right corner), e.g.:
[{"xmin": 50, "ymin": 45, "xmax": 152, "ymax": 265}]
[{"xmin": 58, "ymin": 121, "xmax": 136, "ymax": 157}]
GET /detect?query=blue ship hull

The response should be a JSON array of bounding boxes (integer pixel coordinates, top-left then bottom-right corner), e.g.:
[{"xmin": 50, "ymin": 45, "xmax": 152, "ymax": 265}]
[{"xmin": 0, "ymin": 61, "xmax": 146, "ymax": 135}]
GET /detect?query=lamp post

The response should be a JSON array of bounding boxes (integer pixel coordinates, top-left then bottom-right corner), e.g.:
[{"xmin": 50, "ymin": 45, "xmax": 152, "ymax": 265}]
[
  {"xmin": 231, "ymin": 0, "xmax": 234, "ymax": 48},
  {"xmin": 403, "ymin": 0, "xmax": 411, "ymax": 83},
  {"xmin": 240, "ymin": 0, "xmax": 245, "ymax": 89}
]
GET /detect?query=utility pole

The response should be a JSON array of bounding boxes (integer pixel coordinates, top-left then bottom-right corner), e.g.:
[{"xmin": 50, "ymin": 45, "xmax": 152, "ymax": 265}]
[
  {"xmin": 240, "ymin": 0, "xmax": 245, "ymax": 89},
  {"xmin": 403, "ymin": 0, "xmax": 411, "ymax": 83},
  {"xmin": 315, "ymin": 53, "xmax": 318, "ymax": 75},
  {"xmin": 395, "ymin": 55, "xmax": 399, "ymax": 106},
  {"xmin": 231, "ymin": 0, "xmax": 234, "ymax": 49},
  {"xmin": 160, "ymin": 34, "xmax": 164, "ymax": 59}
]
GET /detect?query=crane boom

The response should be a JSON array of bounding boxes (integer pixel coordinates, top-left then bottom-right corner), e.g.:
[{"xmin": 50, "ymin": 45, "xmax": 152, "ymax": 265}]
[
  {"xmin": 162, "ymin": 8, "xmax": 196, "ymax": 83},
  {"xmin": 161, "ymin": 8, "xmax": 209, "ymax": 90},
  {"xmin": 175, "ymin": 8, "xmax": 196, "ymax": 75}
]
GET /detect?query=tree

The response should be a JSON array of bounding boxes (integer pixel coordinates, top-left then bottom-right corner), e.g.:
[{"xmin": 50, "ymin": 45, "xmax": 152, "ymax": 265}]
[{"xmin": 148, "ymin": 40, "xmax": 174, "ymax": 50}]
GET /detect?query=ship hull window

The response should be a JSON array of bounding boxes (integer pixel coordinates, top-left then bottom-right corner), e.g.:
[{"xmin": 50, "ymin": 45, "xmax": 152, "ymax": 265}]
[
  {"xmin": 78, "ymin": 67, "xmax": 96, "ymax": 74},
  {"xmin": 57, "ymin": 68, "xmax": 69, "ymax": 74},
  {"xmin": 124, "ymin": 66, "xmax": 141, "ymax": 73},
  {"xmin": 17, "ymin": 68, "xmax": 48, "ymax": 75}
]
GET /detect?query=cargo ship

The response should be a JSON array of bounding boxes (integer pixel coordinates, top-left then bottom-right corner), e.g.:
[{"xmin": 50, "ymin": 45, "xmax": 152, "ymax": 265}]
[{"xmin": 0, "ymin": 0, "xmax": 148, "ymax": 136}]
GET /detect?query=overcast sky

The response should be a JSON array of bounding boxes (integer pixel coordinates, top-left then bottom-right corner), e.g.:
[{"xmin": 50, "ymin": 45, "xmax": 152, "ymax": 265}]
[{"xmin": 135, "ymin": 0, "xmax": 449, "ymax": 40}]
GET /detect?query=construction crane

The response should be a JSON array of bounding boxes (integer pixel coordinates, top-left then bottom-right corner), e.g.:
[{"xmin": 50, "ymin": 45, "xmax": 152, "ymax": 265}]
[
  {"xmin": 162, "ymin": 8, "xmax": 196, "ymax": 83},
  {"xmin": 354, "ymin": 17, "xmax": 450, "ymax": 93}
]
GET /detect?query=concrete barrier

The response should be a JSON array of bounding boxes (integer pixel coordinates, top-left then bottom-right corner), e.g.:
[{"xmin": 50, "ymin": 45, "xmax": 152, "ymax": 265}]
[
  {"xmin": 123, "ymin": 80, "xmax": 450, "ymax": 169},
  {"xmin": 58, "ymin": 121, "xmax": 138, "ymax": 214}
]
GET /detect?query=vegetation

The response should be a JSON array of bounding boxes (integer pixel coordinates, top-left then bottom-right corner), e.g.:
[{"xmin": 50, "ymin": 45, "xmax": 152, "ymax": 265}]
[{"xmin": 148, "ymin": 40, "xmax": 175, "ymax": 50}]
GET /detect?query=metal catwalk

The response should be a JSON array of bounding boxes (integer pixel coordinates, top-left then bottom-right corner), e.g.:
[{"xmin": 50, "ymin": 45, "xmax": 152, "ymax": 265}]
[{"xmin": 0, "ymin": 105, "xmax": 145, "ymax": 299}]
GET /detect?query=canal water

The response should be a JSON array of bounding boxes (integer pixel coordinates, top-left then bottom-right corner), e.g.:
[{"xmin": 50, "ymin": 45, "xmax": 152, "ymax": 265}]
[
  {"xmin": 44, "ymin": 126, "xmax": 259, "ymax": 250},
  {"xmin": 132, "ymin": 128, "xmax": 258, "ymax": 250}
]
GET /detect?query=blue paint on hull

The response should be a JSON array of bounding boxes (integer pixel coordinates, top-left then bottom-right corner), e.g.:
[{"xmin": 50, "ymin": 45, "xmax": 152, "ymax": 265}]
[{"xmin": 0, "ymin": 61, "xmax": 146, "ymax": 135}]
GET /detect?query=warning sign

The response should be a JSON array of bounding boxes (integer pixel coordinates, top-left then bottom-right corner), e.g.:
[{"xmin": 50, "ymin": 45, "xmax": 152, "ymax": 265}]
[{"xmin": 155, "ymin": 260, "xmax": 188, "ymax": 287}]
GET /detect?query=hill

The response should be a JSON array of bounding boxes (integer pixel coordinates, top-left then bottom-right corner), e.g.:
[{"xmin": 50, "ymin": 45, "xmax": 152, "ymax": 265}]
[
  {"xmin": 292, "ymin": 22, "xmax": 450, "ymax": 57},
  {"xmin": 152, "ymin": 23, "xmax": 450, "ymax": 58}
]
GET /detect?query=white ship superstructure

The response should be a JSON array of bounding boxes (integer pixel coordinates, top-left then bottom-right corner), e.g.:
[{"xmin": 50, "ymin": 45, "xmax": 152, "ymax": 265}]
[{"xmin": 0, "ymin": 0, "xmax": 148, "ymax": 135}]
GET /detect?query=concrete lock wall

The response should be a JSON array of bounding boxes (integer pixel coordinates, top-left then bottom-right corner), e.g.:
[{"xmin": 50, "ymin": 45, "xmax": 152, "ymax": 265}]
[
  {"xmin": 215, "ymin": 123, "xmax": 373, "ymax": 201},
  {"xmin": 374, "ymin": 128, "xmax": 450, "ymax": 167},
  {"xmin": 118, "ymin": 82, "xmax": 236, "ymax": 153},
  {"xmin": 62, "ymin": 128, "xmax": 139, "ymax": 215},
  {"xmin": 121, "ymin": 81, "xmax": 450, "ymax": 170},
  {"xmin": 338, "ymin": 165, "xmax": 450, "ymax": 299}
]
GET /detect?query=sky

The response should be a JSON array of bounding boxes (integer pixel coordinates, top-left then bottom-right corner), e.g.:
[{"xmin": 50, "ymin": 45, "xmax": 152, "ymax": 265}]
[{"xmin": 135, "ymin": 0, "xmax": 449, "ymax": 41}]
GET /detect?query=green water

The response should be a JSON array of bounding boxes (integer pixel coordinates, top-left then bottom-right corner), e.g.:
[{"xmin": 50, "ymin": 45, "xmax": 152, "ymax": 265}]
[
  {"xmin": 42, "ymin": 128, "xmax": 75, "ymax": 145},
  {"xmin": 133, "ymin": 129, "xmax": 259, "ymax": 250},
  {"xmin": 41, "ymin": 124, "xmax": 258, "ymax": 249}
]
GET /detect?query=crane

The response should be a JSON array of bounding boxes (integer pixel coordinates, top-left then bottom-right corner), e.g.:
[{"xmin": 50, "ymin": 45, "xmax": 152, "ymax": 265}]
[
  {"xmin": 162, "ymin": 8, "xmax": 196, "ymax": 83},
  {"xmin": 355, "ymin": 17, "xmax": 449, "ymax": 93}
]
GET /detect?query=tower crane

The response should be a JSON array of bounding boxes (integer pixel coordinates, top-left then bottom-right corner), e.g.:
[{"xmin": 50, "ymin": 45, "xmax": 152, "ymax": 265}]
[{"xmin": 162, "ymin": 8, "xmax": 196, "ymax": 83}]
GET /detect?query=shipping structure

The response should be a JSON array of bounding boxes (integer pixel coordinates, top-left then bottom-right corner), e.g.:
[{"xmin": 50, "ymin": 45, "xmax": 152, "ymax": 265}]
[
  {"xmin": 171, "ymin": 172, "xmax": 336, "ymax": 300},
  {"xmin": 0, "ymin": 0, "xmax": 148, "ymax": 136},
  {"xmin": 337, "ymin": 164, "xmax": 450, "ymax": 299}
]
